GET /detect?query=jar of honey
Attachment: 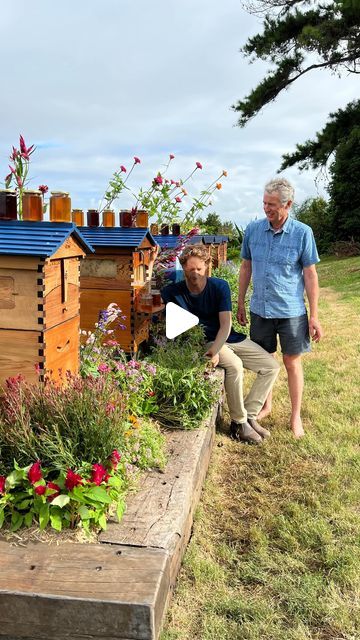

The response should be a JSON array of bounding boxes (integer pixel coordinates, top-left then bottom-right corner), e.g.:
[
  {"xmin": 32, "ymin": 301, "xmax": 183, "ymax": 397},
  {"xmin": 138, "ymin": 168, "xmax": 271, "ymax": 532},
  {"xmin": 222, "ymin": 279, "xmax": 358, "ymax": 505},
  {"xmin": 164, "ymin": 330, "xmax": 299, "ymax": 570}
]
[
  {"xmin": 50, "ymin": 191, "xmax": 71, "ymax": 222},
  {"xmin": 151, "ymin": 290, "xmax": 162, "ymax": 307},
  {"xmin": 160, "ymin": 224, "xmax": 169, "ymax": 235},
  {"xmin": 138, "ymin": 292, "xmax": 153, "ymax": 313},
  {"xmin": 22, "ymin": 190, "xmax": 43, "ymax": 222},
  {"xmin": 87, "ymin": 209, "xmax": 100, "ymax": 227},
  {"xmin": 135, "ymin": 209, "xmax": 148, "ymax": 227},
  {"xmin": 72, "ymin": 209, "xmax": 84, "ymax": 226},
  {"xmin": 150, "ymin": 223, "xmax": 159, "ymax": 235},
  {"xmin": 120, "ymin": 209, "xmax": 136, "ymax": 227},
  {"xmin": 0, "ymin": 189, "xmax": 17, "ymax": 220},
  {"xmin": 172, "ymin": 223, "xmax": 181, "ymax": 236},
  {"xmin": 103, "ymin": 209, "xmax": 115, "ymax": 227}
]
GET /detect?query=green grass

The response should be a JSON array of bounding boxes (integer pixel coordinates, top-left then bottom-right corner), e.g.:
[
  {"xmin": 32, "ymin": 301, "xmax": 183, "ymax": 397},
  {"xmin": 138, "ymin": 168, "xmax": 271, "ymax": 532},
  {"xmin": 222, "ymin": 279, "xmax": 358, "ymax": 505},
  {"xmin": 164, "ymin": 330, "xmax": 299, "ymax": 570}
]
[{"xmin": 161, "ymin": 256, "xmax": 360, "ymax": 640}]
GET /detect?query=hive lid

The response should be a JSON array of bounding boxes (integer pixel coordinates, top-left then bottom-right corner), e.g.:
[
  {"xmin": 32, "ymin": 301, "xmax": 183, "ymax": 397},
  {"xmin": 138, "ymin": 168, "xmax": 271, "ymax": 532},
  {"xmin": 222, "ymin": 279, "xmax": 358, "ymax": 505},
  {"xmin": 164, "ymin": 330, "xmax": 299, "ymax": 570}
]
[
  {"xmin": 0, "ymin": 220, "xmax": 94, "ymax": 257},
  {"xmin": 78, "ymin": 226, "xmax": 157, "ymax": 248}
]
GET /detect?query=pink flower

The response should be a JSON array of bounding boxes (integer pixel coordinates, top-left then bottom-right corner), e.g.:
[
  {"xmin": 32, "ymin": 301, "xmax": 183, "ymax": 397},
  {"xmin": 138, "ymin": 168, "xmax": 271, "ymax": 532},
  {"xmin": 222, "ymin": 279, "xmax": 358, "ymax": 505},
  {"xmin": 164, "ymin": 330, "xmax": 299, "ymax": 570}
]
[
  {"xmin": 120, "ymin": 165, "xmax": 127, "ymax": 173},
  {"xmin": 4, "ymin": 173, "xmax": 12, "ymax": 186},
  {"xmin": 19, "ymin": 135, "xmax": 35, "ymax": 161},
  {"xmin": 98, "ymin": 363, "xmax": 111, "ymax": 373},
  {"xmin": 91, "ymin": 463, "xmax": 109, "ymax": 486},
  {"xmin": 154, "ymin": 175, "xmax": 163, "ymax": 185},
  {"xmin": 34, "ymin": 485, "xmax": 46, "ymax": 496},
  {"xmin": 9, "ymin": 165, "xmax": 16, "ymax": 174},
  {"xmin": 38, "ymin": 184, "xmax": 48, "ymax": 194},
  {"xmin": 65, "ymin": 469, "xmax": 84, "ymax": 490},
  {"xmin": 175, "ymin": 181, "xmax": 180, "ymax": 187},
  {"xmin": 170, "ymin": 179, "xmax": 176, "ymax": 185},
  {"xmin": 105, "ymin": 402, "xmax": 115, "ymax": 415},
  {"xmin": 134, "ymin": 156, "xmax": 141, "ymax": 164},
  {"xmin": 0, "ymin": 476, "xmax": 6, "ymax": 494},
  {"xmin": 28, "ymin": 461, "xmax": 42, "ymax": 485},
  {"xmin": 109, "ymin": 449, "xmax": 121, "ymax": 469},
  {"xmin": 196, "ymin": 161, "xmax": 203, "ymax": 169},
  {"xmin": 47, "ymin": 482, "xmax": 61, "ymax": 502},
  {"xmin": 169, "ymin": 154, "xmax": 175, "ymax": 160},
  {"xmin": 10, "ymin": 147, "xmax": 18, "ymax": 161},
  {"xmin": 175, "ymin": 196, "xmax": 182, "ymax": 203},
  {"xmin": 16, "ymin": 175, "xmax": 23, "ymax": 188}
]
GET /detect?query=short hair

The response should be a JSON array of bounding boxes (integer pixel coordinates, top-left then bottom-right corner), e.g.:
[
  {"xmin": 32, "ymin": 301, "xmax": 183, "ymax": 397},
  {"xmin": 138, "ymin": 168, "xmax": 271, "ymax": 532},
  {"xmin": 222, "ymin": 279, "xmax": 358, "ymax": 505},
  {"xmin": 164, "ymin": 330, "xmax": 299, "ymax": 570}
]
[
  {"xmin": 179, "ymin": 243, "xmax": 211, "ymax": 267},
  {"xmin": 264, "ymin": 177, "xmax": 294, "ymax": 204}
]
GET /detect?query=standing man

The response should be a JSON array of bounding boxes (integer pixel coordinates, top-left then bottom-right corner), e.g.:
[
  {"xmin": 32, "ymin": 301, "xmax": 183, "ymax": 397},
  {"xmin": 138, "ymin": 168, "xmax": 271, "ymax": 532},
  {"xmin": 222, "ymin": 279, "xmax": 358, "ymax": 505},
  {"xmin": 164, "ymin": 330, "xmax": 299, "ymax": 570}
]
[
  {"xmin": 161, "ymin": 244, "xmax": 280, "ymax": 445},
  {"xmin": 237, "ymin": 178, "xmax": 323, "ymax": 439}
]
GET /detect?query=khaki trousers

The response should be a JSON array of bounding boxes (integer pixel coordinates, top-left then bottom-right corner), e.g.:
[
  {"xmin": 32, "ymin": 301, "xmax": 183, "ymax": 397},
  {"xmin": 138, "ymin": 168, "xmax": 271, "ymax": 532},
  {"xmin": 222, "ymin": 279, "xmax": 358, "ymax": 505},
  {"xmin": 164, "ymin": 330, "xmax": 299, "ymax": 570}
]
[{"xmin": 208, "ymin": 338, "xmax": 280, "ymax": 423}]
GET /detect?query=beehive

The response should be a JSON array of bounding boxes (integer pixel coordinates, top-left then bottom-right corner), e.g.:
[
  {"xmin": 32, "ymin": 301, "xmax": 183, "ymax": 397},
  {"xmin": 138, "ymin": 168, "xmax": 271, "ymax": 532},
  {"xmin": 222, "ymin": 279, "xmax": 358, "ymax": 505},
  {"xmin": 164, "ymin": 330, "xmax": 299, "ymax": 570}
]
[
  {"xmin": 78, "ymin": 227, "xmax": 158, "ymax": 353},
  {"xmin": 0, "ymin": 221, "xmax": 93, "ymax": 385}
]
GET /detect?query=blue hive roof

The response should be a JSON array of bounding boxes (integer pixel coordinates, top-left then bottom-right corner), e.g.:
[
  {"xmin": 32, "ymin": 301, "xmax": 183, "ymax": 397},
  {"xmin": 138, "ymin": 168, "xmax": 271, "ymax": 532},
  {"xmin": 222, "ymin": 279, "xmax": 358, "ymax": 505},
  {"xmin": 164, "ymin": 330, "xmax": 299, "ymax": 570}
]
[
  {"xmin": 153, "ymin": 234, "xmax": 181, "ymax": 249},
  {"xmin": 78, "ymin": 226, "xmax": 157, "ymax": 248},
  {"xmin": 0, "ymin": 220, "xmax": 94, "ymax": 257}
]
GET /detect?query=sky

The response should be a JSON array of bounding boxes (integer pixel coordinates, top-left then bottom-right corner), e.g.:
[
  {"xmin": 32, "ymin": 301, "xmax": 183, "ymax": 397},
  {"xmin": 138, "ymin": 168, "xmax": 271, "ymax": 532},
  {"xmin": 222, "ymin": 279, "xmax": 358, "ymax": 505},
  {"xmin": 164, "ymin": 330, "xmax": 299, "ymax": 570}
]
[{"xmin": 1, "ymin": 0, "xmax": 358, "ymax": 227}]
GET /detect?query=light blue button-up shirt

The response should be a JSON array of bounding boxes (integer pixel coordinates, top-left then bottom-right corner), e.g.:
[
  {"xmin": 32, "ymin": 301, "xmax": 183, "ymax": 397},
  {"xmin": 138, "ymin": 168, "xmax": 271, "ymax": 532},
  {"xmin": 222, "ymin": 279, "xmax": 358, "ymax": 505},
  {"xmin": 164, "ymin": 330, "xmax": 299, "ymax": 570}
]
[{"xmin": 241, "ymin": 217, "xmax": 320, "ymax": 318}]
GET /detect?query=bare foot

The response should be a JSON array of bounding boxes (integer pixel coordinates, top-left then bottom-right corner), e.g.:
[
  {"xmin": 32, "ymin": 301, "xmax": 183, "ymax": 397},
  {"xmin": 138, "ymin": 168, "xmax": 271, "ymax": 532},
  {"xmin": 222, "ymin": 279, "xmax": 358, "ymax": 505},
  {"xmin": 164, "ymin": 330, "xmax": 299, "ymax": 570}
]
[
  {"xmin": 291, "ymin": 417, "xmax": 305, "ymax": 439},
  {"xmin": 256, "ymin": 407, "xmax": 271, "ymax": 421}
]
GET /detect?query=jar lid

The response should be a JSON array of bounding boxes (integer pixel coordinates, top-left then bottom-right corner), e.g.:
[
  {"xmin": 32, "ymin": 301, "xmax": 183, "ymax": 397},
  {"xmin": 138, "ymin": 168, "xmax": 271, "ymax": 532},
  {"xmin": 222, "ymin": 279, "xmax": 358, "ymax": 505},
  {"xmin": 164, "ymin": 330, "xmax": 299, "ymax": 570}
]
[
  {"xmin": 51, "ymin": 191, "xmax": 69, "ymax": 196},
  {"xmin": 103, "ymin": 209, "xmax": 115, "ymax": 213},
  {"xmin": 23, "ymin": 189, "xmax": 42, "ymax": 195},
  {"xmin": 0, "ymin": 189, "xmax": 16, "ymax": 194},
  {"xmin": 87, "ymin": 209, "xmax": 99, "ymax": 213},
  {"xmin": 72, "ymin": 208, "xmax": 83, "ymax": 212}
]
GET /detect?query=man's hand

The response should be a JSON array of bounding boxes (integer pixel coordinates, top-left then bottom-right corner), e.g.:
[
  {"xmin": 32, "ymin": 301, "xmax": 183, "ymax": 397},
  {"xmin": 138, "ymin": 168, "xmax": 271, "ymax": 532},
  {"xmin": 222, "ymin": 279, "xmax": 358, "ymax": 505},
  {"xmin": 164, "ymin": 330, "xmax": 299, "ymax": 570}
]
[
  {"xmin": 237, "ymin": 303, "xmax": 248, "ymax": 326},
  {"xmin": 204, "ymin": 351, "xmax": 219, "ymax": 367},
  {"xmin": 309, "ymin": 318, "xmax": 323, "ymax": 343}
]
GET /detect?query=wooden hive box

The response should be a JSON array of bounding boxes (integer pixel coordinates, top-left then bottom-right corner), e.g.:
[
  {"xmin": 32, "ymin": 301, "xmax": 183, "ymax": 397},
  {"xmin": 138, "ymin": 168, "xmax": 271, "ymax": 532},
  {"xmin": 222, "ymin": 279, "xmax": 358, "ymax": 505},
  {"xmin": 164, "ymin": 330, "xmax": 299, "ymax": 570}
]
[
  {"xmin": 211, "ymin": 235, "xmax": 229, "ymax": 269},
  {"xmin": 78, "ymin": 227, "xmax": 158, "ymax": 353},
  {"xmin": 0, "ymin": 221, "xmax": 94, "ymax": 386},
  {"xmin": 155, "ymin": 234, "xmax": 213, "ymax": 277}
]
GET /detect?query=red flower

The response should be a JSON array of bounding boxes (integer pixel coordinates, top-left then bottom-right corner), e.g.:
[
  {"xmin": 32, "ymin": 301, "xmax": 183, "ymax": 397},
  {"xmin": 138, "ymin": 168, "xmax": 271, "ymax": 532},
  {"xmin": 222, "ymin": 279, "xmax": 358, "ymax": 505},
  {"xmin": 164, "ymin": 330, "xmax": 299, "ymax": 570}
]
[
  {"xmin": 175, "ymin": 196, "xmax": 182, "ymax": 203},
  {"xmin": 34, "ymin": 485, "xmax": 46, "ymax": 496},
  {"xmin": 10, "ymin": 147, "xmax": 19, "ymax": 162},
  {"xmin": 47, "ymin": 482, "xmax": 61, "ymax": 502},
  {"xmin": 0, "ymin": 476, "xmax": 6, "ymax": 494},
  {"xmin": 98, "ymin": 363, "xmax": 110, "ymax": 373},
  {"xmin": 65, "ymin": 469, "xmax": 83, "ymax": 490},
  {"xmin": 91, "ymin": 463, "xmax": 109, "ymax": 486},
  {"xmin": 120, "ymin": 165, "xmax": 127, "ymax": 173},
  {"xmin": 109, "ymin": 449, "xmax": 121, "ymax": 469},
  {"xmin": 134, "ymin": 156, "xmax": 141, "ymax": 164},
  {"xmin": 28, "ymin": 461, "xmax": 42, "ymax": 485},
  {"xmin": 38, "ymin": 184, "xmax": 48, "ymax": 194},
  {"xmin": 169, "ymin": 154, "xmax": 175, "ymax": 160},
  {"xmin": 16, "ymin": 175, "xmax": 23, "ymax": 188},
  {"xmin": 148, "ymin": 390, "xmax": 155, "ymax": 397},
  {"xmin": 196, "ymin": 161, "xmax": 203, "ymax": 169},
  {"xmin": 154, "ymin": 175, "xmax": 163, "ymax": 185}
]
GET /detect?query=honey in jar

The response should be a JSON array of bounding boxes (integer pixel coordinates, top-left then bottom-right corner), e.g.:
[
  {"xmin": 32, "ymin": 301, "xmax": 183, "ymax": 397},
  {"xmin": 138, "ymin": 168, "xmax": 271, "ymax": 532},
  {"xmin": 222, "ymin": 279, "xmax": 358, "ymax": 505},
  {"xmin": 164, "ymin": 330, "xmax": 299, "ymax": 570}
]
[
  {"xmin": 138, "ymin": 292, "xmax": 153, "ymax": 313},
  {"xmin": 172, "ymin": 223, "xmax": 181, "ymax": 236},
  {"xmin": 72, "ymin": 209, "xmax": 84, "ymax": 226},
  {"xmin": 22, "ymin": 190, "xmax": 43, "ymax": 221},
  {"xmin": 0, "ymin": 189, "xmax": 17, "ymax": 220},
  {"xmin": 103, "ymin": 209, "xmax": 115, "ymax": 227},
  {"xmin": 87, "ymin": 209, "xmax": 100, "ymax": 227},
  {"xmin": 120, "ymin": 209, "xmax": 136, "ymax": 228},
  {"xmin": 151, "ymin": 290, "xmax": 162, "ymax": 307},
  {"xmin": 150, "ymin": 223, "xmax": 159, "ymax": 235},
  {"xmin": 50, "ymin": 191, "xmax": 71, "ymax": 222},
  {"xmin": 135, "ymin": 209, "xmax": 148, "ymax": 227},
  {"xmin": 160, "ymin": 224, "xmax": 169, "ymax": 235}
]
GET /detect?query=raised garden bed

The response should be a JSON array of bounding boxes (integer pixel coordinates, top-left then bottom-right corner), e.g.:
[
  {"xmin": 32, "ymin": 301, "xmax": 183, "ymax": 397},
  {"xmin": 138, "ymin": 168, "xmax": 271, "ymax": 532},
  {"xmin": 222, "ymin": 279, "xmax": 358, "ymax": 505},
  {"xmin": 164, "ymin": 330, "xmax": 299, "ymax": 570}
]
[{"xmin": 0, "ymin": 370, "xmax": 224, "ymax": 640}]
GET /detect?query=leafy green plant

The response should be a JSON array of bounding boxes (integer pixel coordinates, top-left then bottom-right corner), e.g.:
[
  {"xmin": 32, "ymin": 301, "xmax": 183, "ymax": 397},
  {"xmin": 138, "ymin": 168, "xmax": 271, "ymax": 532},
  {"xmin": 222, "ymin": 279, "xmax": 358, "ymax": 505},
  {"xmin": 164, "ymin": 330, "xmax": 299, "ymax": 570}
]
[{"xmin": 213, "ymin": 261, "xmax": 250, "ymax": 336}]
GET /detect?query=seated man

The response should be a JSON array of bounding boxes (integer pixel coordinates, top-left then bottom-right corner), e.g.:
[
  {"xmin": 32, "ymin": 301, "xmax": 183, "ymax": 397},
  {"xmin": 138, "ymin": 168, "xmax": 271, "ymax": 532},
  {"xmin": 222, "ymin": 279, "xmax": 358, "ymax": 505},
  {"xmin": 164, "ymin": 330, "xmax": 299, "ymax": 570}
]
[{"xmin": 161, "ymin": 244, "xmax": 280, "ymax": 444}]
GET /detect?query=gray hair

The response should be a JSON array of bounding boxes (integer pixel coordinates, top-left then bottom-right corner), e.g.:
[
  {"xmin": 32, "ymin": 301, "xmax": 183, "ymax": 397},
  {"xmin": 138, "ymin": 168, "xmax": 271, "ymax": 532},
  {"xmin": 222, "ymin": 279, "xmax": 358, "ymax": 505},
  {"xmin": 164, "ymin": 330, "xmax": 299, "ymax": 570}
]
[{"xmin": 264, "ymin": 177, "xmax": 294, "ymax": 204}]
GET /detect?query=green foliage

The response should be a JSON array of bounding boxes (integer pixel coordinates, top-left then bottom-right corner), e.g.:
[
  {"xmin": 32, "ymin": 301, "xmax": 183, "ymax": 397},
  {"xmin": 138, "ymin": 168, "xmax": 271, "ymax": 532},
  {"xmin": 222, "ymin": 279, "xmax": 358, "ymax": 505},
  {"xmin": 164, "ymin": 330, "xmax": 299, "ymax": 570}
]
[
  {"xmin": 148, "ymin": 326, "xmax": 220, "ymax": 429},
  {"xmin": 233, "ymin": 2, "xmax": 360, "ymax": 126},
  {"xmin": 292, "ymin": 197, "xmax": 333, "ymax": 254},
  {"xmin": 328, "ymin": 126, "xmax": 360, "ymax": 241},
  {"xmin": 213, "ymin": 261, "xmax": 250, "ymax": 336}
]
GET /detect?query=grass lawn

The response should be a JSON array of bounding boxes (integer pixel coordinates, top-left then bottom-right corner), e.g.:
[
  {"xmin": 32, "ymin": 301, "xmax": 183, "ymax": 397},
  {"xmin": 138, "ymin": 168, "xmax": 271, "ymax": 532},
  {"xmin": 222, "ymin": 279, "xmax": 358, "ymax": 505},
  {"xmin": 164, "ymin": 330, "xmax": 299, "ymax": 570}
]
[{"xmin": 161, "ymin": 256, "xmax": 360, "ymax": 640}]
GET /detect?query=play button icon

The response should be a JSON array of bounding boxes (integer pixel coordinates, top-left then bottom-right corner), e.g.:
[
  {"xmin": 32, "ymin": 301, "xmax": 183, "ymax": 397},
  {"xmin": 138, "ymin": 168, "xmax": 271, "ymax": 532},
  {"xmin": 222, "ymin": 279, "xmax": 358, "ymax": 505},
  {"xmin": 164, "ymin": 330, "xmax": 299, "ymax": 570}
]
[{"xmin": 165, "ymin": 302, "xmax": 199, "ymax": 339}]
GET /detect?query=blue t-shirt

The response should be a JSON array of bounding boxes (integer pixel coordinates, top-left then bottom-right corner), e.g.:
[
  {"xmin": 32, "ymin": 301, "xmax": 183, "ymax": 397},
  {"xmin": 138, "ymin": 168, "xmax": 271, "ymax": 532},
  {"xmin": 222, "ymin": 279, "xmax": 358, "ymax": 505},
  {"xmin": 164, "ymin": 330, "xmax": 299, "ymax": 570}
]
[
  {"xmin": 161, "ymin": 277, "xmax": 246, "ymax": 343},
  {"xmin": 241, "ymin": 216, "xmax": 320, "ymax": 318}
]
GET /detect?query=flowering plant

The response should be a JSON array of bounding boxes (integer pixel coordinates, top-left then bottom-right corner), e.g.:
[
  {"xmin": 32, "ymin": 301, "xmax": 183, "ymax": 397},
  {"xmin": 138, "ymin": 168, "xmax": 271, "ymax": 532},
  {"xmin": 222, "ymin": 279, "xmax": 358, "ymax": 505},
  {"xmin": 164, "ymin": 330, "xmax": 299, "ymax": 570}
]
[
  {"xmin": 99, "ymin": 156, "xmax": 141, "ymax": 214},
  {"xmin": 4, "ymin": 135, "xmax": 36, "ymax": 219},
  {"xmin": 99, "ymin": 154, "xmax": 227, "ymax": 230}
]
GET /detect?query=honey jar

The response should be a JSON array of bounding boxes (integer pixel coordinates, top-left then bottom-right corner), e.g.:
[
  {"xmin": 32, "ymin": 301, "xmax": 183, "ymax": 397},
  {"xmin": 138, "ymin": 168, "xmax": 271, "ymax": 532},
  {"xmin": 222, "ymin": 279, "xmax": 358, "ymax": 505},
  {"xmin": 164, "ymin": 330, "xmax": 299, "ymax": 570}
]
[
  {"xmin": 72, "ymin": 209, "xmax": 84, "ymax": 226},
  {"xmin": 103, "ymin": 209, "xmax": 115, "ymax": 227},
  {"xmin": 87, "ymin": 209, "xmax": 100, "ymax": 227},
  {"xmin": 135, "ymin": 209, "xmax": 148, "ymax": 227},
  {"xmin": 50, "ymin": 191, "xmax": 71, "ymax": 222},
  {"xmin": 22, "ymin": 190, "xmax": 43, "ymax": 222},
  {"xmin": 0, "ymin": 189, "xmax": 17, "ymax": 220}
]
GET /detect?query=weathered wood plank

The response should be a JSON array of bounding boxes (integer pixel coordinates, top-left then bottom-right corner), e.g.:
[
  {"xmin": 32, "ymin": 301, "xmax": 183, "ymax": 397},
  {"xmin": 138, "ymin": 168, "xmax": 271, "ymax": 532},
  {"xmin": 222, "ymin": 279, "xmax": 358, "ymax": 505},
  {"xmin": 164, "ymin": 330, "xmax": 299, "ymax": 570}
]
[{"xmin": 0, "ymin": 543, "xmax": 170, "ymax": 640}]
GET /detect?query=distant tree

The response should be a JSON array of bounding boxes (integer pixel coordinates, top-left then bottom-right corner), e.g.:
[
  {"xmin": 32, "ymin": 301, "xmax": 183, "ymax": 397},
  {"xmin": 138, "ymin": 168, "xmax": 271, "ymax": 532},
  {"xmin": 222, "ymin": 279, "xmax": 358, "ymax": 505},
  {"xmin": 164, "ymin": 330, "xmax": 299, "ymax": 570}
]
[
  {"xmin": 292, "ymin": 197, "xmax": 333, "ymax": 254},
  {"xmin": 328, "ymin": 126, "xmax": 360, "ymax": 241},
  {"xmin": 233, "ymin": 1, "xmax": 360, "ymax": 127}
]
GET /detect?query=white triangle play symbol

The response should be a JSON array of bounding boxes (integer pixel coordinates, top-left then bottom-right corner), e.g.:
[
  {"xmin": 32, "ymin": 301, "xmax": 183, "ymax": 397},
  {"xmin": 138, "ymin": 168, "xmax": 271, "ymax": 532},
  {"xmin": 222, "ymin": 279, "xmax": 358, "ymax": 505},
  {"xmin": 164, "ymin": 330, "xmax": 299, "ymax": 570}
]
[{"xmin": 165, "ymin": 302, "xmax": 199, "ymax": 339}]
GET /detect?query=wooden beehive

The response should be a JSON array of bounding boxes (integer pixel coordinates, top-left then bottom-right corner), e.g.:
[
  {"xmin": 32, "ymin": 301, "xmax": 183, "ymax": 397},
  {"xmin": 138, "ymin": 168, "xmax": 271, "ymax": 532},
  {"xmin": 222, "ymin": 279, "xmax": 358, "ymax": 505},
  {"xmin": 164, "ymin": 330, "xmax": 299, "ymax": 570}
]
[
  {"xmin": 211, "ymin": 235, "xmax": 228, "ymax": 269},
  {"xmin": 0, "ymin": 221, "xmax": 93, "ymax": 386},
  {"xmin": 78, "ymin": 227, "xmax": 158, "ymax": 353},
  {"xmin": 154, "ymin": 234, "xmax": 213, "ymax": 277}
]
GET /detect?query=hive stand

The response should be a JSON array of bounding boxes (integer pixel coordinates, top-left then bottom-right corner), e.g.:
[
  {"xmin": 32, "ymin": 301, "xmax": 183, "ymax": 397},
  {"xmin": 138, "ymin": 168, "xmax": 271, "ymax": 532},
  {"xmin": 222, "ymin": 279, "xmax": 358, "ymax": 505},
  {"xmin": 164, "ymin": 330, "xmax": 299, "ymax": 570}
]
[
  {"xmin": 0, "ymin": 221, "xmax": 94, "ymax": 386},
  {"xmin": 78, "ymin": 227, "xmax": 158, "ymax": 353}
]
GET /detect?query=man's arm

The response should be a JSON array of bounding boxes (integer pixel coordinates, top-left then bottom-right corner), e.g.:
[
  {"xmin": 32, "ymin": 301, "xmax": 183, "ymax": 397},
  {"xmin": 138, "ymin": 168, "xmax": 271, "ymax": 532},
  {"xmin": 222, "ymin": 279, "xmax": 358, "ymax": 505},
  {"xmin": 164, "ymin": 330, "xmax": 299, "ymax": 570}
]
[
  {"xmin": 303, "ymin": 264, "xmax": 323, "ymax": 342},
  {"xmin": 204, "ymin": 310, "xmax": 231, "ymax": 366},
  {"xmin": 237, "ymin": 259, "xmax": 252, "ymax": 325}
]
